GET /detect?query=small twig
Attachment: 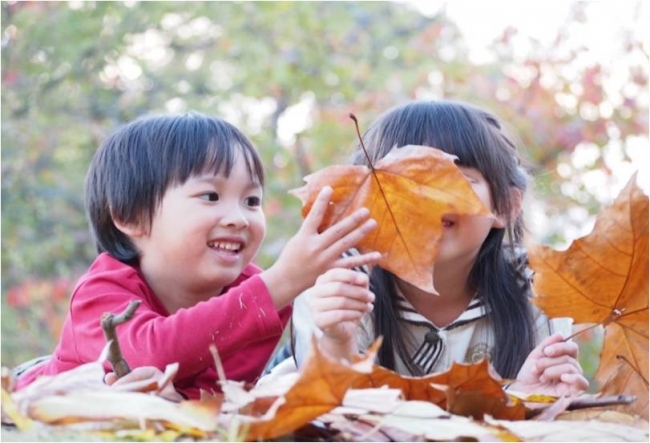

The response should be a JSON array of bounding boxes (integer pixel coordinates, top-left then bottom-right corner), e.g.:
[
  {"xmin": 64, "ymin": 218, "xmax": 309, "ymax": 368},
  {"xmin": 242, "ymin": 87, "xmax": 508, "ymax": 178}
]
[
  {"xmin": 528, "ymin": 394, "xmax": 637, "ymax": 419},
  {"xmin": 101, "ymin": 300, "xmax": 141, "ymax": 378},
  {"xmin": 561, "ymin": 322, "xmax": 600, "ymax": 342},
  {"xmin": 566, "ymin": 394, "xmax": 637, "ymax": 411},
  {"xmin": 209, "ymin": 344, "xmax": 227, "ymax": 385}
]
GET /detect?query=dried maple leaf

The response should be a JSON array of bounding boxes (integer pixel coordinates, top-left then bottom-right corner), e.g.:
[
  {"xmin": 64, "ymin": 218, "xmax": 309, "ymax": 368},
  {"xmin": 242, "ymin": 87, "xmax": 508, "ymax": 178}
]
[
  {"xmin": 528, "ymin": 173, "xmax": 649, "ymax": 418},
  {"xmin": 242, "ymin": 338, "xmax": 378, "ymax": 441},
  {"xmin": 351, "ymin": 362, "xmax": 446, "ymax": 405},
  {"xmin": 352, "ymin": 353, "xmax": 522, "ymax": 420},
  {"xmin": 290, "ymin": 145, "xmax": 492, "ymax": 293},
  {"xmin": 429, "ymin": 359, "xmax": 525, "ymax": 420}
]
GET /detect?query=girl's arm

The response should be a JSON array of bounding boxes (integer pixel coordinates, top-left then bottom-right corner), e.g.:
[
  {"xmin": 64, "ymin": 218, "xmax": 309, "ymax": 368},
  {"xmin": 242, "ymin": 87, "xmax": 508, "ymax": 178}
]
[
  {"xmin": 509, "ymin": 333, "xmax": 589, "ymax": 396},
  {"xmin": 308, "ymin": 268, "xmax": 375, "ymax": 362}
]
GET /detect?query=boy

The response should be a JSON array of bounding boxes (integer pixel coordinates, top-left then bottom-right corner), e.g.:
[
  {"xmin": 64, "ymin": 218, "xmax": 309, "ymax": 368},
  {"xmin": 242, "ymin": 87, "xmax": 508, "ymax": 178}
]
[{"xmin": 16, "ymin": 112, "xmax": 378, "ymax": 399}]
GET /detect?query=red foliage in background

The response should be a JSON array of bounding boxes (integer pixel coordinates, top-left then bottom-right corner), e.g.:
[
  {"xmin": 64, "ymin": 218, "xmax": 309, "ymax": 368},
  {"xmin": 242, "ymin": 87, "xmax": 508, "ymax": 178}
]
[{"xmin": 5, "ymin": 278, "xmax": 73, "ymax": 340}]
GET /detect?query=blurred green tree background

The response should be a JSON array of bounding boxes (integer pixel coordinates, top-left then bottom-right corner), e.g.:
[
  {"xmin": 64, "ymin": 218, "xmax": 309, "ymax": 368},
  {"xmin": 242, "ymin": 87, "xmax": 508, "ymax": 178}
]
[{"xmin": 1, "ymin": 1, "xmax": 647, "ymax": 379}]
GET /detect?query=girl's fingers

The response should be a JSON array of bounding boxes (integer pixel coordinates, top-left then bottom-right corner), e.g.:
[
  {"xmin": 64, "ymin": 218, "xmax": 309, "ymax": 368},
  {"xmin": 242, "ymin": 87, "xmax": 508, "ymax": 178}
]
[
  {"xmin": 310, "ymin": 280, "xmax": 375, "ymax": 305},
  {"xmin": 560, "ymin": 373, "xmax": 590, "ymax": 392},
  {"xmin": 536, "ymin": 355, "xmax": 583, "ymax": 376},
  {"xmin": 334, "ymin": 251, "xmax": 382, "ymax": 270},
  {"xmin": 538, "ymin": 361, "xmax": 583, "ymax": 383},
  {"xmin": 543, "ymin": 340, "xmax": 579, "ymax": 359},
  {"xmin": 316, "ymin": 268, "xmax": 370, "ymax": 287},
  {"xmin": 312, "ymin": 294, "xmax": 374, "ymax": 314},
  {"xmin": 314, "ymin": 310, "xmax": 366, "ymax": 330},
  {"xmin": 301, "ymin": 186, "xmax": 334, "ymax": 232}
]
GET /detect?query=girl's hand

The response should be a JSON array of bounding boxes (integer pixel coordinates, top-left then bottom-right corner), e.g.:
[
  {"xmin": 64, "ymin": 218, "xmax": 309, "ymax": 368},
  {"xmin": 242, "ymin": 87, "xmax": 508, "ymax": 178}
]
[
  {"xmin": 309, "ymin": 268, "xmax": 374, "ymax": 361},
  {"xmin": 510, "ymin": 333, "xmax": 589, "ymax": 397},
  {"xmin": 105, "ymin": 366, "xmax": 183, "ymax": 402},
  {"xmin": 262, "ymin": 186, "xmax": 380, "ymax": 308}
]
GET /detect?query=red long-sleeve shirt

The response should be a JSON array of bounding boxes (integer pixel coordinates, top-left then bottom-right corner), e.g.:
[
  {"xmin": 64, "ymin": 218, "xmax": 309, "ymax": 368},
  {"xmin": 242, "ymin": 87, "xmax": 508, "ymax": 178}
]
[{"xmin": 16, "ymin": 253, "xmax": 291, "ymax": 399}]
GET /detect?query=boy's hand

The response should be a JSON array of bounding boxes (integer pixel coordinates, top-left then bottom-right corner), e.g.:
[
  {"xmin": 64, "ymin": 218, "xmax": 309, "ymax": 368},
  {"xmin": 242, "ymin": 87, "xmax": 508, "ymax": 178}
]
[
  {"xmin": 262, "ymin": 186, "xmax": 380, "ymax": 308},
  {"xmin": 105, "ymin": 366, "xmax": 183, "ymax": 402},
  {"xmin": 510, "ymin": 333, "xmax": 589, "ymax": 397}
]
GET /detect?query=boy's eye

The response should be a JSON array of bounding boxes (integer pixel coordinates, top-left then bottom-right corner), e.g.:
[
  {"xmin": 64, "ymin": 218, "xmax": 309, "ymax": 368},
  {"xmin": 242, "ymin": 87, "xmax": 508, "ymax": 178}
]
[
  {"xmin": 245, "ymin": 196, "xmax": 261, "ymax": 207},
  {"xmin": 199, "ymin": 192, "xmax": 219, "ymax": 202}
]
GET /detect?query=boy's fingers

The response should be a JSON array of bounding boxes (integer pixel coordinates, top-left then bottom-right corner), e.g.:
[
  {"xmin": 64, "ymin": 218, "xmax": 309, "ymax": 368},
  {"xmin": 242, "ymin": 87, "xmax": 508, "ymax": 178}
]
[
  {"xmin": 319, "ymin": 207, "xmax": 373, "ymax": 245},
  {"xmin": 325, "ymin": 218, "xmax": 376, "ymax": 256},
  {"xmin": 301, "ymin": 187, "xmax": 334, "ymax": 232},
  {"xmin": 104, "ymin": 372, "xmax": 118, "ymax": 385}
]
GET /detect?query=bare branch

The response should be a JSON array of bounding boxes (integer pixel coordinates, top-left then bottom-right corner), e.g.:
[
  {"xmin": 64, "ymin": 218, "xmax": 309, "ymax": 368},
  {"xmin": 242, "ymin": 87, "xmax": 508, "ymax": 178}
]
[{"xmin": 101, "ymin": 300, "xmax": 141, "ymax": 378}]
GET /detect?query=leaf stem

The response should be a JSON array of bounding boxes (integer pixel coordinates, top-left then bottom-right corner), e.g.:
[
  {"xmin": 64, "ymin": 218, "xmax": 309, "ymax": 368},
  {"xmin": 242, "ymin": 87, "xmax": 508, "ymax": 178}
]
[
  {"xmin": 349, "ymin": 113, "xmax": 375, "ymax": 172},
  {"xmin": 561, "ymin": 322, "xmax": 600, "ymax": 342}
]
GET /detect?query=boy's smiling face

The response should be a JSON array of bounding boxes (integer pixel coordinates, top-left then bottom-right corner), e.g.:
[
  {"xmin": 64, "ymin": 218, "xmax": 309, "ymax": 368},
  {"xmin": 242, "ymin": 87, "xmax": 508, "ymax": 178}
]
[{"xmin": 131, "ymin": 153, "xmax": 266, "ymax": 311}]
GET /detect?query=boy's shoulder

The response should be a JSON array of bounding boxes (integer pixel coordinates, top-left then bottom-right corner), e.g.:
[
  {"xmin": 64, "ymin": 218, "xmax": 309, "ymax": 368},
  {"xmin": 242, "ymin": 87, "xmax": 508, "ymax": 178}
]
[
  {"xmin": 84, "ymin": 252, "xmax": 140, "ymax": 278},
  {"xmin": 75, "ymin": 253, "xmax": 148, "ymax": 296}
]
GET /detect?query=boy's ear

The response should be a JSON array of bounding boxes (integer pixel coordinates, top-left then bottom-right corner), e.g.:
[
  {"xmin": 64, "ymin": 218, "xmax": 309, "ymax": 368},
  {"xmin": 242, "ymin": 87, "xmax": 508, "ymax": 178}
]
[
  {"xmin": 113, "ymin": 218, "xmax": 146, "ymax": 238},
  {"xmin": 492, "ymin": 187, "xmax": 523, "ymax": 229}
]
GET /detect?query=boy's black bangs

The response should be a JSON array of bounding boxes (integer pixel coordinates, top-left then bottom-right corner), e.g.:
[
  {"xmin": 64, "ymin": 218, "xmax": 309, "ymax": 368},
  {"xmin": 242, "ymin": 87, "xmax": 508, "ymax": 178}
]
[
  {"xmin": 165, "ymin": 117, "xmax": 265, "ymax": 188},
  {"xmin": 200, "ymin": 138, "xmax": 265, "ymax": 186}
]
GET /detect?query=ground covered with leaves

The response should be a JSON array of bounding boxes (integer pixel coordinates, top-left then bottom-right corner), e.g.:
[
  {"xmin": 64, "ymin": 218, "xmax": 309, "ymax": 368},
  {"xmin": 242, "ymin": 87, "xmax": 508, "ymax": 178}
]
[{"xmin": 2, "ymin": 335, "xmax": 649, "ymax": 442}]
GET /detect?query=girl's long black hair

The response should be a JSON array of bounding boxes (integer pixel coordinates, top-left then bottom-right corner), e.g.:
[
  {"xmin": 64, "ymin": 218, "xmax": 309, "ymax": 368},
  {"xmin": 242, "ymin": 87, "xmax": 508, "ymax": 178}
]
[{"xmin": 351, "ymin": 100, "xmax": 535, "ymax": 378}]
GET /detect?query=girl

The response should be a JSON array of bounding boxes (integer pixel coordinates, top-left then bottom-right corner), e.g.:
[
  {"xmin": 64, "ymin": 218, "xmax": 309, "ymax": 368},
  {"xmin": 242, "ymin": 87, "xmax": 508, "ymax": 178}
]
[
  {"xmin": 290, "ymin": 100, "xmax": 588, "ymax": 396},
  {"xmin": 15, "ymin": 112, "xmax": 379, "ymax": 400}
]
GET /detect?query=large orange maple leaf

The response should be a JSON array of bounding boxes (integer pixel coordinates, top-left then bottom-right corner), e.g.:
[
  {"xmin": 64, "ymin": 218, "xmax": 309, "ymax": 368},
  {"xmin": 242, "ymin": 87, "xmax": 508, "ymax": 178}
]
[
  {"xmin": 290, "ymin": 145, "xmax": 492, "ymax": 294},
  {"xmin": 527, "ymin": 173, "xmax": 648, "ymax": 418}
]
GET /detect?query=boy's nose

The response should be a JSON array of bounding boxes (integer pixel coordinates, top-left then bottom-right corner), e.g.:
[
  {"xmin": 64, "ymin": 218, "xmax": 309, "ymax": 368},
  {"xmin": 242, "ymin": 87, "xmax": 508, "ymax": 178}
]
[{"xmin": 219, "ymin": 206, "xmax": 249, "ymax": 228}]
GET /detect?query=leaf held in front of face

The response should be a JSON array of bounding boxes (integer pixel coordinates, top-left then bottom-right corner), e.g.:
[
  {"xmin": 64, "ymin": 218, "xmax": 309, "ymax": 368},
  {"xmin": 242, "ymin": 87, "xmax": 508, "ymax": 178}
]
[{"xmin": 290, "ymin": 145, "xmax": 492, "ymax": 294}]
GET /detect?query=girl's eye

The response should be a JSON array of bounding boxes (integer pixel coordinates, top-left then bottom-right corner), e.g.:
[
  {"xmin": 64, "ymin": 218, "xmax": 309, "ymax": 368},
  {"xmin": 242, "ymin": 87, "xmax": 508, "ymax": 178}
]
[
  {"xmin": 245, "ymin": 196, "xmax": 261, "ymax": 207},
  {"xmin": 199, "ymin": 192, "xmax": 219, "ymax": 202}
]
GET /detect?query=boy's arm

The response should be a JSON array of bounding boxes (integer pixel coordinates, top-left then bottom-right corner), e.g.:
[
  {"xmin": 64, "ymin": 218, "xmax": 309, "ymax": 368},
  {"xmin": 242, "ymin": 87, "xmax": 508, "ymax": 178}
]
[
  {"xmin": 69, "ymin": 274, "xmax": 290, "ymax": 381},
  {"xmin": 259, "ymin": 186, "xmax": 379, "ymax": 309}
]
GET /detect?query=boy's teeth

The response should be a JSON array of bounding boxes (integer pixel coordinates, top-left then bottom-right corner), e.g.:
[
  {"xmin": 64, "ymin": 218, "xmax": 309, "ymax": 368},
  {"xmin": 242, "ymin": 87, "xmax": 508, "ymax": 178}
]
[{"xmin": 210, "ymin": 242, "xmax": 241, "ymax": 251}]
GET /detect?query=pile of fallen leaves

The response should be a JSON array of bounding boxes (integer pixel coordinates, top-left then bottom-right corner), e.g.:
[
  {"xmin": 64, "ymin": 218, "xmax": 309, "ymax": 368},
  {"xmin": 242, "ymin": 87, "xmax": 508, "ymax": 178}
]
[
  {"xmin": 2, "ymin": 146, "xmax": 648, "ymax": 441},
  {"xmin": 2, "ymin": 337, "xmax": 648, "ymax": 442}
]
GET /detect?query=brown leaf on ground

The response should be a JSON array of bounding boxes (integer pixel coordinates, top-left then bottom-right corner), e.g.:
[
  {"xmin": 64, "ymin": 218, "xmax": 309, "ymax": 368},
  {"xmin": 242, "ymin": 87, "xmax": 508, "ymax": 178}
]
[
  {"xmin": 557, "ymin": 409, "xmax": 650, "ymax": 430},
  {"xmin": 351, "ymin": 363, "xmax": 446, "ymax": 405},
  {"xmin": 243, "ymin": 339, "xmax": 376, "ymax": 441},
  {"xmin": 290, "ymin": 145, "xmax": 491, "ymax": 293},
  {"xmin": 528, "ymin": 173, "xmax": 649, "ymax": 418},
  {"xmin": 429, "ymin": 358, "xmax": 526, "ymax": 420}
]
